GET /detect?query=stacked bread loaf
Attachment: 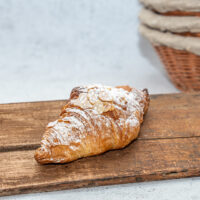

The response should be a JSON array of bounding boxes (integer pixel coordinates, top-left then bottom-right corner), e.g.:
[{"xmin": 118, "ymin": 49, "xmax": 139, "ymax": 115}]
[{"xmin": 139, "ymin": 0, "xmax": 200, "ymax": 91}]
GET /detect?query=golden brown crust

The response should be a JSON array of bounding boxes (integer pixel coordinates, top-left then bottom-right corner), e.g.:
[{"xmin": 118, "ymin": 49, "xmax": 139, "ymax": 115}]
[{"xmin": 35, "ymin": 85, "xmax": 150, "ymax": 164}]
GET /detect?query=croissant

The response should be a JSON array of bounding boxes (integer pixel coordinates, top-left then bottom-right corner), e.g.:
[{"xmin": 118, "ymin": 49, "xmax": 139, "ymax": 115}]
[{"xmin": 35, "ymin": 85, "xmax": 149, "ymax": 164}]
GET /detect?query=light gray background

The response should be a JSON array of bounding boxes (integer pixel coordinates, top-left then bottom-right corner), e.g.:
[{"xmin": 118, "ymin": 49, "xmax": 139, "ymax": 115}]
[
  {"xmin": 0, "ymin": 0, "xmax": 199, "ymax": 200},
  {"xmin": 0, "ymin": 0, "xmax": 177, "ymax": 104}
]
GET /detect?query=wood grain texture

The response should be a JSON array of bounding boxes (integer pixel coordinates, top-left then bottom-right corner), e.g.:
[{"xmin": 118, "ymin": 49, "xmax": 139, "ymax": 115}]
[
  {"xmin": 0, "ymin": 93, "xmax": 200, "ymax": 196},
  {"xmin": 140, "ymin": 93, "xmax": 200, "ymax": 139},
  {"xmin": 0, "ymin": 93, "xmax": 199, "ymax": 152},
  {"xmin": 0, "ymin": 100, "xmax": 65, "ymax": 151},
  {"xmin": 1, "ymin": 138, "xmax": 200, "ymax": 196}
]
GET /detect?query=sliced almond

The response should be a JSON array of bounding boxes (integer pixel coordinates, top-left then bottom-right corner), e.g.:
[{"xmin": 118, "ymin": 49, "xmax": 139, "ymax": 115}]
[
  {"xmin": 87, "ymin": 89, "xmax": 99, "ymax": 105},
  {"xmin": 103, "ymin": 102, "xmax": 114, "ymax": 112},
  {"xmin": 72, "ymin": 93, "xmax": 92, "ymax": 109},
  {"xmin": 93, "ymin": 100, "xmax": 104, "ymax": 114},
  {"xmin": 99, "ymin": 90, "xmax": 112, "ymax": 102}
]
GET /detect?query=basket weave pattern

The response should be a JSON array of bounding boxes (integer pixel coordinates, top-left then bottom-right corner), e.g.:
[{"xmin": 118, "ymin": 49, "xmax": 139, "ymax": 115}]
[
  {"xmin": 151, "ymin": 10, "xmax": 200, "ymax": 91},
  {"xmin": 154, "ymin": 46, "xmax": 200, "ymax": 91}
]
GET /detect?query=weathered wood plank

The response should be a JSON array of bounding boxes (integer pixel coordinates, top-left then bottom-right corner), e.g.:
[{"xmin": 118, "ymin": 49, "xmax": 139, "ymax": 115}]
[
  {"xmin": 0, "ymin": 93, "xmax": 199, "ymax": 151},
  {"xmin": 0, "ymin": 100, "xmax": 65, "ymax": 151},
  {"xmin": 140, "ymin": 93, "xmax": 200, "ymax": 139},
  {"xmin": 1, "ymin": 137, "xmax": 200, "ymax": 196}
]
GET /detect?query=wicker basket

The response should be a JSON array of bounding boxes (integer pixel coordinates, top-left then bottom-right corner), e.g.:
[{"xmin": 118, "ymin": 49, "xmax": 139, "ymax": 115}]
[
  {"xmin": 158, "ymin": 11, "xmax": 200, "ymax": 37},
  {"xmin": 154, "ymin": 45, "xmax": 200, "ymax": 91},
  {"xmin": 151, "ymin": 10, "xmax": 200, "ymax": 91}
]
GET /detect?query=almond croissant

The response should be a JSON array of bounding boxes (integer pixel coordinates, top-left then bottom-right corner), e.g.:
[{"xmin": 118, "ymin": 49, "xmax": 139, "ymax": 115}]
[{"xmin": 35, "ymin": 85, "xmax": 149, "ymax": 164}]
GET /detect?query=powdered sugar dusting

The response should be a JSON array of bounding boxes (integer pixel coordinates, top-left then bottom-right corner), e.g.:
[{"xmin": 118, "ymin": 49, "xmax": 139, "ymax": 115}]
[
  {"xmin": 65, "ymin": 108, "xmax": 90, "ymax": 121},
  {"xmin": 46, "ymin": 121, "xmax": 82, "ymax": 146},
  {"xmin": 42, "ymin": 118, "xmax": 84, "ymax": 148},
  {"xmin": 47, "ymin": 120, "xmax": 58, "ymax": 128},
  {"xmin": 41, "ymin": 84, "xmax": 147, "ymax": 150},
  {"xmin": 62, "ymin": 116, "xmax": 85, "ymax": 132},
  {"xmin": 71, "ymin": 85, "xmax": 145, "ymax": 115}
]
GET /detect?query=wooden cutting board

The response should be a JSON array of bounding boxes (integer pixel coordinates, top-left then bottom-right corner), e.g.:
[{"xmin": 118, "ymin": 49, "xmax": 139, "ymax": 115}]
[{"xmin": 0, "ymin": 93, "xmax": 200, "ymax": 197}]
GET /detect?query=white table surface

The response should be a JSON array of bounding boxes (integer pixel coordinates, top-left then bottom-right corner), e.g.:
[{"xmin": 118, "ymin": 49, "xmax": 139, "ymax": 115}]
[{"xmin": 0, "ymin": 0, "xmax": 199, "ymax": 199}]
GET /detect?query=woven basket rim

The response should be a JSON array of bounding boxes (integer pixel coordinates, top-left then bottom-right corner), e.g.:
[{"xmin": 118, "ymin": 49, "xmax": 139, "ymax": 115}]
[
  {"xmin": 139, "ymin": 0, "xmax": 200, "ymax": 13},
  {"xmin": 139, "ymin": 24, "xmax": 200, "ymax": 56},
  {"xmin": 139, "ymin": 8, "xmax": 200, "ymax": 33}
]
